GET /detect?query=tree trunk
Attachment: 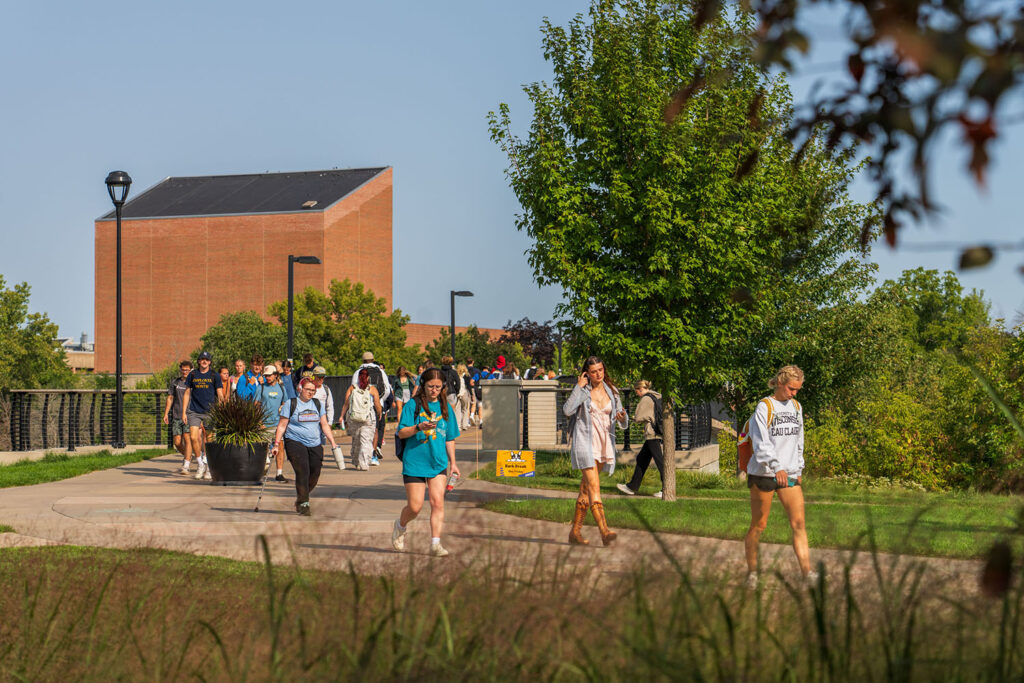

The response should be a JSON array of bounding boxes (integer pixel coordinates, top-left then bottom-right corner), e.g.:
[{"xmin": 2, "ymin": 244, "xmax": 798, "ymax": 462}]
[{"xmin": 662, "ymin": 398, "xmax": 676, "ymax": 502}]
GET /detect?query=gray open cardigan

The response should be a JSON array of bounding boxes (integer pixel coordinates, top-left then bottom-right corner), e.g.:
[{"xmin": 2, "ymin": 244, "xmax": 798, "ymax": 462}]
[{"xmin": 562, "ymin": 382, "xmax": 628, "ymax": 474}]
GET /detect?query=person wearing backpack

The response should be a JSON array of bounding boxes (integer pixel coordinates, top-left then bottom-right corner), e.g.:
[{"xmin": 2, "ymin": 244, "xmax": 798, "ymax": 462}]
[
  {"xmin": 742, "ymin": 365, "xmax": 815, "ymax": 588},
  {"xmin": 270, "ymin": 378, "xmax": 341, "ymax": 517},
  {"xmin": 616, "ymin": 380, "xmax": 665, "ymax": 498},
  {"xmin": 342, "ymin": 367, "xmax": 383, "ymax": 470},
  {"xmin": 439, "ymin": 355, "xmax": 463, "ymax": 429}
]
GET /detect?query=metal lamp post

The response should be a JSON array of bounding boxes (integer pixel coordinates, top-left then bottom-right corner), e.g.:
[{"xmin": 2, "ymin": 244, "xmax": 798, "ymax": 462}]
[
  {"xmin": 449, "ymin": 290, "xmax": 474, "ymax": 361},
  {"xmin": 105, "ymin": 171, "xmax": 132, "ymax": 449},
  {"xmin": 287, "ymin": 255, "xmax": 321, "ymax": 363}
]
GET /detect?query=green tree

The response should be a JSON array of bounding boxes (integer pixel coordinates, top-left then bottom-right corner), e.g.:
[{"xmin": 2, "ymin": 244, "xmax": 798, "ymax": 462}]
[
  {"xmin": 0, "ymin": 276, "xmax": 72, "ymax": 390},
  {"xmin": 424, "ymin": 325, "xmax": 528, "ymax": 371},
  {"xmin": 198, "ymin": 311, "xmax": 295, "ymax": 370},
  {"xmin": 489, "ymin": 1, "xmax": 878, "ymax": 494},
  {"xmin": 268, "ymin": 279, "xmax": 422, "ymax": 375}
]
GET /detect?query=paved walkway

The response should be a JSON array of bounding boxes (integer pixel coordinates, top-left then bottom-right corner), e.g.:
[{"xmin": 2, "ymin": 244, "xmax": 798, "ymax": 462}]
[{"xmin": 0, "ymin": 427, "xmax": 983, "ymax": 592}]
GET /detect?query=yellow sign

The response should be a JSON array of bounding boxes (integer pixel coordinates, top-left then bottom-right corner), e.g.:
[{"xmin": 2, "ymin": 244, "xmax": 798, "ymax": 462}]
[{"xmin": 496, "ymin": 450, "xmax": 536, "ymax": 478}]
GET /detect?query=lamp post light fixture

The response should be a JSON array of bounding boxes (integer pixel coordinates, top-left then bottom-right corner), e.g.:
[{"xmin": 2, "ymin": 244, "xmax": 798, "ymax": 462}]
[
  {"xmin": 287, "ymin": 255, "xmax": 321, "ymax": 363},
  {"xmin": 105, "ymin": 170, "xmax": 132, "ymax": 449},
  {"xmin": 449, "ymin": 290, "xmax": 474, "ymax": 361}
]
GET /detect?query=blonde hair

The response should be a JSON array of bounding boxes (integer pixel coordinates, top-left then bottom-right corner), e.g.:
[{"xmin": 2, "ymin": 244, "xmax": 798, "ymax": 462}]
[
  {"xmin": 457, "ymin": 363, "xmax": 468, "ymax": 376},
  {"xmin": 634, "ymin": 379, "xmax": 651, "ymax": 391},
  {"xmin": 768, "ymin": 365, "xmax": 804, "ymax": 389}
]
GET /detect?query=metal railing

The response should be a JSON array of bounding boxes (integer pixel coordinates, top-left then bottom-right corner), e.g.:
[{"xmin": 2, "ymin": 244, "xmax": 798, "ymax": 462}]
[
  {"xmin": 5, "ymin": 390, "xmax": 172, "ymax": 452},
  {"xmin": 521, "ymin": 386, "xmax": 713, "ymax": 451}
]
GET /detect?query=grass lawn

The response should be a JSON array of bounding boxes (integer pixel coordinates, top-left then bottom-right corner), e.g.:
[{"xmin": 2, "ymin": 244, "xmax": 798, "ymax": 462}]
[
  {"xmin": 0, "ymin": 448, "xmax": 172, "ymax": 488},
  {"xmin": 479, "ymin": 451, "xmax": 1024, "ymax": 559}
]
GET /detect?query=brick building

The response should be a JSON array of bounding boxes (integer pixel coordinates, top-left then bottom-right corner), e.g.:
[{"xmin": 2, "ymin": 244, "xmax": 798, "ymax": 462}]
[{"xmin": 95, "ymin": 168, "xmax": 392, "ymax": 373}]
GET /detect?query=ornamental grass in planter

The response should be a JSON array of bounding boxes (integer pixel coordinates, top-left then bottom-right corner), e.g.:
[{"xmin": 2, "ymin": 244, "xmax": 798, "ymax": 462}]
[{"xmin": 206, "ymin": 396, "xmax": 271, "ymax": 483}]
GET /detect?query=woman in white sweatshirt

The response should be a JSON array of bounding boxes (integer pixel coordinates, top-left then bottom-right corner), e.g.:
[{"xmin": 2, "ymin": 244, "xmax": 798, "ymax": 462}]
[{"xmin": 744, "ymin": 365, "xmax": 815, "ymax": 587}]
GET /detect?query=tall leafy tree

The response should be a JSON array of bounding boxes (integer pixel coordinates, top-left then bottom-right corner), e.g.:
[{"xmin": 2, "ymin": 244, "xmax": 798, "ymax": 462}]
[
  {"xmin": 424, "ymin": 325, "xmax": 528, "ymax": 371},
  {"xmin": 198, "ymin": 310, "xmax": 296, "ymax": 369},
  {"xmin": 268, "ymin": 279, "xmax": 423, "ymax": 375},
  {"xmin": 489, "ymin": 1, "xmax": 876, "ymax": 494},
  {"xmin": 0, "ymin": 276, "xmax": 72, "ymax": 390},
  {"xmin": 498, "ymin": 318, "xmax": 557, "ymax": 366}
]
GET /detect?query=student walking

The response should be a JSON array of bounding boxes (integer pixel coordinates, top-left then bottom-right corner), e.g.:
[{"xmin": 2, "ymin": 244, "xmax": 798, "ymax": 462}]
[
  {"xmin": 342, "ymin": 368, "xmax": 382, "ymax": 470},
  {"xmin": 271, "ymin": 378, "xmax": 340, "ymax": 516},
  {"xmin": 563, "ymin": 356, "xmax": 628, "ymax": 546},
  {"xmin": 235, "ymin": 355, "xmax": 266, "ymax": 401},
  {"xmin": 258, "ymin": 366, "xmax": 288, "ymax": 482},
  {"xmin": 279, "ymin": 360, "xmax": 297, "ymax": 400},
  {"xmin": 181, "ymin": 351, "xmax": 224, "ymax": 480},
  {"xmin": 393, "ymin": 366, "xmax": 415, "ymax": 419},
  {"xmin": 351, "ymin": 352, "xmax": 391, "ymax": 464},
  {"xmin": 617, "ymin": 380, "xmax": 665, "ymax": 498},
  {"xmin": 743, "ymin": 365, "xmax": 814, "ymax": 587},
  {"xmin": 391, "ymin": 368, "xmax": 461, "ymax": 557},
  {"xmin": 163, "ymin": 360, "xmax": 193, "ymax": 472}
]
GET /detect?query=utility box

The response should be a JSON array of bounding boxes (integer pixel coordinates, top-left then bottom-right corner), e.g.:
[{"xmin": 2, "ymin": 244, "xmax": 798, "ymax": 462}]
[{"xmin": 480, "ymin": 379, "xmax": 522, "ymax": 453}]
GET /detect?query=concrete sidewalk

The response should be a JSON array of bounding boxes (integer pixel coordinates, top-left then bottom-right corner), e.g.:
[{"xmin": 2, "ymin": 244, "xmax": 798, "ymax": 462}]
[{"xmin": 0, "ymin": 426, "xmax": 983, "ymax": 592}]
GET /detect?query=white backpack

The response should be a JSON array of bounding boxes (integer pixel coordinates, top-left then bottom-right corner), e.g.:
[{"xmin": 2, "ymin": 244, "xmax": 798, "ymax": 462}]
[{"xmin": 349, "ymin": 387, "xmax": 374, "ymax": 423}]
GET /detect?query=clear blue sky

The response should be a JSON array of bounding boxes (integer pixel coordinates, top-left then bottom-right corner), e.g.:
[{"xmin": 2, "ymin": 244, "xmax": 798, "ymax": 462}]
[{"xmin": 1, "ymin": 1, "xmax": 1021, "ymax": 341}]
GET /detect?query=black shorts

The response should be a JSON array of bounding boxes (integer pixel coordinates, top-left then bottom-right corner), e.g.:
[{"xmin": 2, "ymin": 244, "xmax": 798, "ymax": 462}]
[
  {"xmin": 747, "ymin": 474, "xmax": 800, "ymax": 492},
  {"xmin": 402, "ymin": 473, "xmax": 444, "ymax": 485}
]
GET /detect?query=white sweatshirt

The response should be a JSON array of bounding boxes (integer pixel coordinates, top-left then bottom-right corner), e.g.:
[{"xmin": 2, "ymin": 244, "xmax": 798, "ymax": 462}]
[{"xmin": 747, "ymin": 396, "xmax": 804, "ymax": 478}]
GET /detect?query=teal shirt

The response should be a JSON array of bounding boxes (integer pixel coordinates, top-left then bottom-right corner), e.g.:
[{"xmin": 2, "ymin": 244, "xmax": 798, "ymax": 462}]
[{"xmin": 397, "ymin": 399, "xmax": 460, "ymax": 477}]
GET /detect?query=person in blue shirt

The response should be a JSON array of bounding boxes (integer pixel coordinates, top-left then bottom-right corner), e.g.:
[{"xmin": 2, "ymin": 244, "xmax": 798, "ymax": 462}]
[
  {"xmin": 235, "ymin": 354, "xmax": 266, "ymax": 401},
  {"xmin": 258, "ymin": 366, "xmax": 289, "ymax": 482},
  {"xmin": 271, "ymin": 378, "xmax": 340, "ymax": 516},
  {"xmin": 391, "ymin": 367, "xmax": 461, "ymax": 557}
]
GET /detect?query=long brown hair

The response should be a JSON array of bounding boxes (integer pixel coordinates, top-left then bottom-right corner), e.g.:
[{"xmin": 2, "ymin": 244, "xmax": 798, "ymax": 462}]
[
  {"xmin": 414, "ymin": 367, "xmax": 449, "ymax": 420},
  {"xmin": 582, "ymin": 355, "xmax": 617, "ymax": 394}
]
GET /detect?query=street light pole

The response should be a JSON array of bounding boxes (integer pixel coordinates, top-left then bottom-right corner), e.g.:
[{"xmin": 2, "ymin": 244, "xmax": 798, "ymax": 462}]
[
  {"xmin": 287, "ymin": 255, "xmax": 321, "ymax": 363},
  {"xmin": 449, "ymin": 290, "xmax": 474, "ymax": 360},
  {"xmin": 105, "ymin": 171, "xmax": 132, "ymax": 449}
]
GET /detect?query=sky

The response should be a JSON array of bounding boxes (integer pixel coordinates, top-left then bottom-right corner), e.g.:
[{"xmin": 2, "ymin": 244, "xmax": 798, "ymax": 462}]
[{"xmin": 0, "ymin": 1, "xmax": 1021, "ymax": 341}]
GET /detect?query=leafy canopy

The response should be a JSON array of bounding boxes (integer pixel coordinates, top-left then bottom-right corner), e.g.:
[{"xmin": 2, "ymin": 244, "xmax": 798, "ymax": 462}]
[
  {"xmin": 489, "ymin": 1, "xmax": 876, "ymax": 402},
  {"xmin": 0, "ymin": 276, "xmax": 72, "ymax": 391}
]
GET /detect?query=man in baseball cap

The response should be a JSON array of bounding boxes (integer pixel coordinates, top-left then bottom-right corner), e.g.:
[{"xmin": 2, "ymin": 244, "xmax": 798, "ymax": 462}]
[
  {"xmin": 312, "ymin": 366, "xmax": 336, "ymax": 445},
  {"xmin": 362, "ymin": 351, "xmax": 375, "ymax": 362},
  {"xmin": 259, "ymin": 365, "xmax": 289, "ymax": 481}
]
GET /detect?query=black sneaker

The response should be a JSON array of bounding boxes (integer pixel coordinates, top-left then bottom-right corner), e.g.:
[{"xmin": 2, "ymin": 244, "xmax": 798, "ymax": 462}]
[
  {"xmin": 275, "ymin": 474, "xmax": 289, "ymax": 483},
  {"xmin": 373, "ymin": 446, "xmax": 383, "ymax": 459},
  {"xmin": 296, "ymin": 502, "xmax": 311, "ymax": 516}
]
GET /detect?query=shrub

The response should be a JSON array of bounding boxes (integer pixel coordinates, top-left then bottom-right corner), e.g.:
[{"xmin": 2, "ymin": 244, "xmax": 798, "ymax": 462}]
[{"xmin": 210, "ymin": 396, "xmax": 269, "ymax": 446}]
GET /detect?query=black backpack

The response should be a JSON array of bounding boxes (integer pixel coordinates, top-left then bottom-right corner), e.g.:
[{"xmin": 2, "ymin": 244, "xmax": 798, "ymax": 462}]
[
  {"xmin": 647, "ymin": 393, "xmax": 664, "ymax": 437},
  {"xmin": 442, "ymin": 366, "xmax": 461, "ymax": 396},
  {"xmin": 363, "ymin": 365, "xmax": 386, "ymax": 396}
]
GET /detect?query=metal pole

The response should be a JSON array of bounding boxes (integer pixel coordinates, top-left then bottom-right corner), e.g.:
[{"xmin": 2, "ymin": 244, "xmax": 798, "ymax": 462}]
[
  {"xmin": 115, "ymin": 203, "xmax": 124, "ymax": 449},
  {"xmin": 287, "ymin": 255, "xmax": 295, "ymax": 364},
  {"xmin": 449, "ymin": 290, "xmax": 456, "ymax": 361}
]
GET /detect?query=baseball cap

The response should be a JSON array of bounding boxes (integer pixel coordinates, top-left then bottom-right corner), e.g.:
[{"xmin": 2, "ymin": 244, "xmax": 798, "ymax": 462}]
[
  {"xmin": 361, "ymin": 351, "xmax": 374, "ymax": 362},
  {"xmin": 263, "ymin": 366, "xmax": 278, "ymax": 376},
  {"xmin": 313, "ymin": 365, "xmax": 327, "ymax": 376},
  {"xmin": 495, "ymin": 355, "xmax": 506, "ymax": 369},
  {"xmin": 198, "ymin": 351, "xmax": 212, "ymax": 361}
]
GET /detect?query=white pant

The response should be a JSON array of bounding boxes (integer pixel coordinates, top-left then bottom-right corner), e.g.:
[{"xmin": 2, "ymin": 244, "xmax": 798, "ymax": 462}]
[
  {"xmin": 458, "ymin": 394, "xmax": 472, "ymax": 429},
  {"xmin": 447, "ymin": 395, "xmax": 462, "ymax": 432},
  {"xmin": 350, "ymin": 416, "xmax": 376, "ymax": 469}
]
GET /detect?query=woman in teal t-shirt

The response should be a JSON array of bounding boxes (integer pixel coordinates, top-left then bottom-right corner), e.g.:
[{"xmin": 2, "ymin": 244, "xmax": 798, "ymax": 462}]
[{"xmin": 391, "ymin": 367, "xmax": 461, "ymax": 557}]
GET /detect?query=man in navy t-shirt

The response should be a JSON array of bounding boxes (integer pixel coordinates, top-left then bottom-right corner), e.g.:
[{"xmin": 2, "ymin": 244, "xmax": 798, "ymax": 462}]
[{"xmin": 182, "ymin": 351, "xmax": 224, "ymax": 480}]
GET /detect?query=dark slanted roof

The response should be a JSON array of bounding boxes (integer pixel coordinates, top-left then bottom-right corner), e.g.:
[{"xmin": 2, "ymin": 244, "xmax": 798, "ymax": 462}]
[{"xmin": 99, "ymin": 167, "xmax": 388, "ymax": 219}]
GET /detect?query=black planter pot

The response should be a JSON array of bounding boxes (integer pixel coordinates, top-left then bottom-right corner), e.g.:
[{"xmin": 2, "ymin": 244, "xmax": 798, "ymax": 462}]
[{"xmin": 206, "ymin": 442, "xmax": 268, "ymax": 484}]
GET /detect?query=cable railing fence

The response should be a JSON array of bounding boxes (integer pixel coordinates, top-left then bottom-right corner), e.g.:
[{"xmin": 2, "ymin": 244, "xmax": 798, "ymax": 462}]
[{"xmin": 4, "ymin": 390, "xmax": 171, "ymax": 452}]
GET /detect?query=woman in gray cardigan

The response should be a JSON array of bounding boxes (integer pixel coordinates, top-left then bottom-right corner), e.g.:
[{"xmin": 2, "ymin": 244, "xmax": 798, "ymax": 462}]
[{"xmin": 562, "ymin": 356, "xmax": 628, "ymax": 545}]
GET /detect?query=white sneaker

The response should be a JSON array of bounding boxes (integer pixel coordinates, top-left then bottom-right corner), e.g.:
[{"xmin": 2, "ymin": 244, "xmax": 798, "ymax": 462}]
[
  {"xmin": 391, "ymin": 519, "xmax": 406, "ymax": 552},
  {"xmin": 370, "ymin": 456, "xmax": 380, "ymax": 466},
  {"xmin": 357, "ymin": 464, "xmax": 369, "ymax": 471},
  {"xmin": 746, "ymin": 572, "xmax": 759, "ymax": 590},
  {"xmin": 806, "ymin": 570, "xmax": 820, "ymax": 587},
  {"xmin": 179, "ymin": 465, "xmax": 191, "ymax": 475},
  {"xmin": 430, "ymin": 542, "xmax": 450, "ymax": 558},
  {"xmin": 194, "ymin": 464, "xmax": 205, "ymax": 480},
  {"xmin": 653, "ymin": 490, "xmax": 663, "ymax": 499},
  {"xmin": 616, "ymin": 483, "xmax": 636, "ymax": 496},
  {"xmin": 202, "ymin": 468, "xmax": 212, "ymax": 480}
]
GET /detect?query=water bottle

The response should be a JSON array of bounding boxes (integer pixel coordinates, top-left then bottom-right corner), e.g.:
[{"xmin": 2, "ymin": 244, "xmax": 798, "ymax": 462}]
[{"xmin": 446, "ymin": 472, "xmax": 459, "ymax": 492}]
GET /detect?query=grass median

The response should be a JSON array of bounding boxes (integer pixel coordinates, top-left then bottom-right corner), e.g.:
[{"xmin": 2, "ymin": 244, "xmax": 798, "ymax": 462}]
[
  {"xmin": 1, "ymin": 542, "xmax": 1022, "ymax": 680},
  {"xmin": 478, "ymin": 451, "xmax": 1023, "ymax": 559},
  {"xmin": 0, "ymin": 448, "xmax": 173, "ymax": 488}
]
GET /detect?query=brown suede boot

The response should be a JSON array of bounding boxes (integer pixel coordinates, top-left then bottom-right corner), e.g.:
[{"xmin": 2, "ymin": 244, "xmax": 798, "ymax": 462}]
[
  {"xmin": 569, "ymin": 481, "xmax": 590, "ymax": 545},
  {"xmin": 591, "ymin": 501, "xmax": 617, "ymax": 546}
]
